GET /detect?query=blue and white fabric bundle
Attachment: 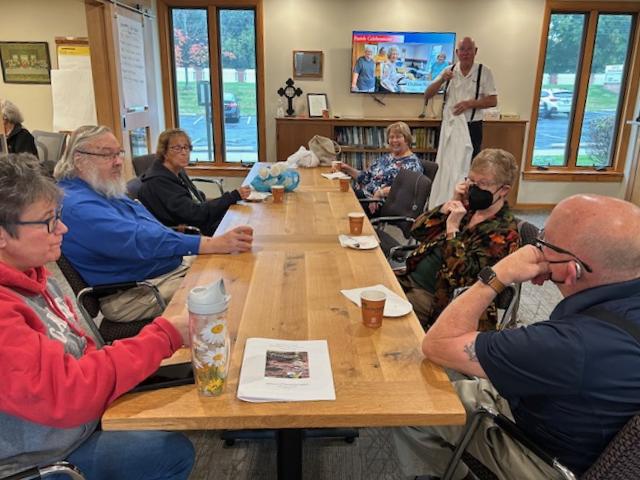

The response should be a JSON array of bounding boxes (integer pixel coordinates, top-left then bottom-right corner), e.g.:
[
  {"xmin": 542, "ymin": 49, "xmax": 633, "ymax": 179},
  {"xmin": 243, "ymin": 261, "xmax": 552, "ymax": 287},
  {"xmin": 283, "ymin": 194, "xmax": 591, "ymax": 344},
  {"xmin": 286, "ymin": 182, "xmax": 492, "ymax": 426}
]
[{"xmin": 250, "ymin": 163, "xmax": 300, "ymax": 192}]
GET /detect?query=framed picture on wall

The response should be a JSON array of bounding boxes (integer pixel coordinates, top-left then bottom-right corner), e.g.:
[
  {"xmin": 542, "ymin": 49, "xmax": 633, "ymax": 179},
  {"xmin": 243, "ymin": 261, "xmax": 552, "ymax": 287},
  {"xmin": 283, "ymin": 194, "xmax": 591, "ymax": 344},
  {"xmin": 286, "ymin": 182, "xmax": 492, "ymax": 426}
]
[
  {"xmin": 0, "ymin": 41, "xmax": 51, "ymax": 84},
  {"xmin": 293, "ymin": 50, "xmax": 323, "ymax": 78}
]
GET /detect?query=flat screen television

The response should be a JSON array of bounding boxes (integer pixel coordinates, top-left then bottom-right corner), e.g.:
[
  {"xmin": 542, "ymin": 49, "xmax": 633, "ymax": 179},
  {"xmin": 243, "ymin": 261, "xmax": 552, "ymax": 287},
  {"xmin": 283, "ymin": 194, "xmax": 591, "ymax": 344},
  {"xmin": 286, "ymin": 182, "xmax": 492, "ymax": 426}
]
[{"xmin": 350, "ymin": 31, "xmax": 456, "ymax": 94}]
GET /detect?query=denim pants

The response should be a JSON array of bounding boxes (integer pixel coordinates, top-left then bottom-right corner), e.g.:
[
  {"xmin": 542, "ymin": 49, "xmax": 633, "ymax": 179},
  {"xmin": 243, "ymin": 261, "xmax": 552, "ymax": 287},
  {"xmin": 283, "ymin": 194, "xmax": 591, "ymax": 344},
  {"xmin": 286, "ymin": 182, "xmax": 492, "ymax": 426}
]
[{"xmin": 51, "ymin": 430, "xmax": 195, "ymax": 480}]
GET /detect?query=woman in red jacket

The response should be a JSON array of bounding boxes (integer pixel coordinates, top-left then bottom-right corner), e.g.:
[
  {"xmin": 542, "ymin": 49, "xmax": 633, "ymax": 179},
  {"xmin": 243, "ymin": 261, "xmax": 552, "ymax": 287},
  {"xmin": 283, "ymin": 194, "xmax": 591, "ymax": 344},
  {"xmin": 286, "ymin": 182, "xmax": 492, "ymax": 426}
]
[{"xmin": 0, "ymin": 153, "xmax": 194, "ymax": 479}]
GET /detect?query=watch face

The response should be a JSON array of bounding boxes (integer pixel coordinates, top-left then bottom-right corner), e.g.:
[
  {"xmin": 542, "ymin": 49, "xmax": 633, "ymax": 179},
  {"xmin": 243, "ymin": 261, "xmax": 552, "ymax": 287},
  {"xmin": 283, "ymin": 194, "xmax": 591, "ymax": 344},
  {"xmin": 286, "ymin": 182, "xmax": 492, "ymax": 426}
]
[{"xmin": 479, "ymin": 266, "xmax": 496, "ymax": 283}]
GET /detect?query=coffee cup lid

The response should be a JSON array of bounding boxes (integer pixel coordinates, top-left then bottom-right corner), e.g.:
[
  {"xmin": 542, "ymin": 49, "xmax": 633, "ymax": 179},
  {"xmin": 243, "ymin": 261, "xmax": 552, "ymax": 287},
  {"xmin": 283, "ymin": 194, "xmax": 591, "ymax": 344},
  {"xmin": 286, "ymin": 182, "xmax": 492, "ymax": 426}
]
[{"xmin": 188, "ymin": 278, "xmax": 230, "ymax": 315}]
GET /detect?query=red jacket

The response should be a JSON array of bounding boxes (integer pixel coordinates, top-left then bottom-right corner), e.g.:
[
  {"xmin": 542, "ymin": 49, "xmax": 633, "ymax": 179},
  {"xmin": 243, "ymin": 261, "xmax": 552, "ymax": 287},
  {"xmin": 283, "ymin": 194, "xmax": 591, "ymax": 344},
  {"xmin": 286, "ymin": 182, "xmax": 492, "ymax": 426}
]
[{"xmin": 0, "ymin": 261, "xmax": 183, "ymax": 429}]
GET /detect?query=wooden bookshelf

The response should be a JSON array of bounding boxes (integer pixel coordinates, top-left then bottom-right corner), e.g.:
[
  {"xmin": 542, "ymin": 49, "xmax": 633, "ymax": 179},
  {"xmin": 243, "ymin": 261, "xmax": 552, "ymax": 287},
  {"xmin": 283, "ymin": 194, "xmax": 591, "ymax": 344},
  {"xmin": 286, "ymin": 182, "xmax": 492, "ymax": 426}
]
[{"xmin": 275, "ymin": 117, "xmax": 527, "ymax": 205}]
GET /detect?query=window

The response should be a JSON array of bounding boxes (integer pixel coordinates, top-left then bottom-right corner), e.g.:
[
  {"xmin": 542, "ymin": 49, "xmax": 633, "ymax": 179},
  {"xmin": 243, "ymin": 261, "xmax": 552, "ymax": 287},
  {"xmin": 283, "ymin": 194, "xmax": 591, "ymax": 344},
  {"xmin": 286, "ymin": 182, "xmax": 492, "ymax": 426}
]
[
  {"xmin": 525, "ymin": 2, "xmax": 640, "ymax": 181},
  {"xmin": 159, "ymin": 1, "xmax": 264, "ymax": 168}
]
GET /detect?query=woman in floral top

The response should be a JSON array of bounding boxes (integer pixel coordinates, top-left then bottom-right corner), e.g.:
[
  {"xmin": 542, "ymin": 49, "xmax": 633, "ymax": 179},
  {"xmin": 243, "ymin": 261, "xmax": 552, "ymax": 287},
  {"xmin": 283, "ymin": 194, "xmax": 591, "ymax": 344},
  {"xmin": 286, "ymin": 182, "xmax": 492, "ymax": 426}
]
[
  {"xmin": 399, "ymin": 148, "xmax": 520, "ymax": 330},
  {"xmin": 340, "ymin": 121, "xmax": 423, "ymax": 215}
]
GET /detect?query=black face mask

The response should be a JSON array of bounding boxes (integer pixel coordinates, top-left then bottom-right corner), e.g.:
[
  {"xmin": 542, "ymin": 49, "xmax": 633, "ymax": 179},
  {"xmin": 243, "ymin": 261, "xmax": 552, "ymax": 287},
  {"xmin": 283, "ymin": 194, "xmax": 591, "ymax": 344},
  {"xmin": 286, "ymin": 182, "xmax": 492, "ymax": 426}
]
[{"xmin": 468, "ymin": 184, "xmax": 496, "ymax": 211}]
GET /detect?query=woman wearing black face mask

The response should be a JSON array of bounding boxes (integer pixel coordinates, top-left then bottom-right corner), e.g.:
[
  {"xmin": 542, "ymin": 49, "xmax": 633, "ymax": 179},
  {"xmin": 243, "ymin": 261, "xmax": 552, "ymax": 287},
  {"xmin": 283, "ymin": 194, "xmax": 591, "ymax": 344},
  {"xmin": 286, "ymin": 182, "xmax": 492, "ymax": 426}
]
[{"xmin": 397, "ymin": 148, "xmax": 520, "ymax": 331}]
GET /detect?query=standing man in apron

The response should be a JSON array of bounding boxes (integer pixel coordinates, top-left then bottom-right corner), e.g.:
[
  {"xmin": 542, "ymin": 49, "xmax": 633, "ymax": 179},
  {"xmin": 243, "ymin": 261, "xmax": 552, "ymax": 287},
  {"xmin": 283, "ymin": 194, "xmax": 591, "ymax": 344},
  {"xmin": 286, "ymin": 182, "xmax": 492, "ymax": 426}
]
[{"xmin": 425, "ymin": 36, "xmax": 498, "ymax": 208}]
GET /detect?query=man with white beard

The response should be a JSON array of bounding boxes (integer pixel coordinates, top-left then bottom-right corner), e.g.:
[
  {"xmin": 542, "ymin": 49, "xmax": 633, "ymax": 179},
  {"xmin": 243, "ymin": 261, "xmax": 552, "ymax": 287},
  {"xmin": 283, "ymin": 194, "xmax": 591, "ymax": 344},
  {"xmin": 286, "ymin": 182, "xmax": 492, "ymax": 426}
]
[{"xmin": 54, "ymin": 126, "xmax": 253, "ymax": 323}]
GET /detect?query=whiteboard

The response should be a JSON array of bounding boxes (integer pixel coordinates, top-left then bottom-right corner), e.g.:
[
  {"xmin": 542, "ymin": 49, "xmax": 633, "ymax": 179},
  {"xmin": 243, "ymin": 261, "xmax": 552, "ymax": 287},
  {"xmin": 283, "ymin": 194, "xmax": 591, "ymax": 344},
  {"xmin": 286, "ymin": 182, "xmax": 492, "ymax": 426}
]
[{"xmin": 117, "ymin": 14, "xmax": 148, "ymax": 110}]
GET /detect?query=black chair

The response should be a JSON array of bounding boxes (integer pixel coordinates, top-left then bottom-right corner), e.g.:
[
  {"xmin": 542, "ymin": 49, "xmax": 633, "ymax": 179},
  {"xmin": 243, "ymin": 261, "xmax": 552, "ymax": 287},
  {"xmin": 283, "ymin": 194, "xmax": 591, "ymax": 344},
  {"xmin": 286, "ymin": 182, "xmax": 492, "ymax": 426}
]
[
  {"xmin": 364, "ymin": 169, "xmax": 435, "ymax": 257},
  {"xmin": 443, "ymin": 406, "xmax": 640, "ymax": 480},
  {"xmin": 453, "ymin": 284, "xmax": 520, "ymax": 331},
  {"xmin": 56, "ymin": 254, "xmax": 165, "ymax": 345},
  {"xmin": 2, "ymin": 461, "xmax": 85, "ymax": 480}
]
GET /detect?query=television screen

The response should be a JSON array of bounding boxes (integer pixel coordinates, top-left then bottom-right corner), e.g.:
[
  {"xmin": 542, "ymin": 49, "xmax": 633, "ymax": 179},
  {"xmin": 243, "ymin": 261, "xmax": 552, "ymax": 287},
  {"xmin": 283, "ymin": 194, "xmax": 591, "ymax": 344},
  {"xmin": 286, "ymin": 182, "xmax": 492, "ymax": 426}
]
[{"xmin": 350, "ymin": 31, "xmax": 456, "ymax": 94}]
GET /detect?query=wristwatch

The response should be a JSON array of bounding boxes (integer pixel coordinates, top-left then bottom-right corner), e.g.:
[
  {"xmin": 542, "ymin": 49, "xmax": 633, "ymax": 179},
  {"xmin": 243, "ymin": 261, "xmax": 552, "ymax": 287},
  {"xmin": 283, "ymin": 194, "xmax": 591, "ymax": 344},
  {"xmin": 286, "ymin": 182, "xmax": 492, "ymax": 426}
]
[
  {"xmin": 446, "ymin": 230, "xmax": 459, "ymax": 240},
  {"xmin": 477, "ymin": 266, "xmax": 506, "ymax": 294}
]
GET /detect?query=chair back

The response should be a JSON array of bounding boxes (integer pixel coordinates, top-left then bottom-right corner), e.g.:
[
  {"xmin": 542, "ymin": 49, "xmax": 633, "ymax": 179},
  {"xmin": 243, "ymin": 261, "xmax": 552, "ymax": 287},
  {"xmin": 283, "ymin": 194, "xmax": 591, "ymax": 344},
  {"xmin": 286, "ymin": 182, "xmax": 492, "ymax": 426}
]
[
  {"xmin": 379, "ymin": 169, "xmax": 432, "ymax": 221},
  {"xmin": 421, "ymin": 158, "xmax": 439, "ymax": 182},
  {"xmin": 126, "ymin": 176, "xmax": 143, "ymax": 200},
  {"xmin": 132, "ymin": 154, "xmax": 157, "ymax": 176},
  {"xmin": 56, "ymin": 254, "xmax": 100, "ymax": 318},
  {"xmin": 32, "ymin": 130, "xmax": 67, "ymax": 163},
  {"xmin": 517, "ymin": 219, "xmax": 540, "ymax": 246},
  {"xmin": 581, "ymin": 414, "xmax": 640, "ymax": 480}
]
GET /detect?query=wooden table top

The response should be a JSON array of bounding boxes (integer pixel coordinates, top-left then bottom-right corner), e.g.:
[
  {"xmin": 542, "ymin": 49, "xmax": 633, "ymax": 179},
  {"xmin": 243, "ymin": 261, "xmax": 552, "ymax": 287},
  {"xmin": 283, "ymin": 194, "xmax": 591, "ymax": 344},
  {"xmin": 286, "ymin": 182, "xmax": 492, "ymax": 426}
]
[{"xmin": 102, "ymin": 166, "xmax": 465, "ymax": 431}]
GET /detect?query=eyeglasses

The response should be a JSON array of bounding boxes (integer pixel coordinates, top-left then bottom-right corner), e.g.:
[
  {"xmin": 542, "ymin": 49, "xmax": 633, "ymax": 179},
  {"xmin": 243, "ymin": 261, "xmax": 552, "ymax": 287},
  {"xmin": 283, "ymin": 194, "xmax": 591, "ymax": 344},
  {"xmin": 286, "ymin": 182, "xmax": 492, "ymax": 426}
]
[
  {"xmin": 534, "ymin": 230, "xmax": 593, "ymax": 273},
  {"xmin": 13, "ymin": 206, "xmax": 63, "ymax": 234},
  {"xmin": 77, "ymin": 149, "xmax": 125, "ymax": 161},
  {"xmin": 464, "ymin": 176, "xmax": 497, "ymax": 191},
  {"xmin": 169, "ymin": 144, "xmax": 193, "ymax": 153}
]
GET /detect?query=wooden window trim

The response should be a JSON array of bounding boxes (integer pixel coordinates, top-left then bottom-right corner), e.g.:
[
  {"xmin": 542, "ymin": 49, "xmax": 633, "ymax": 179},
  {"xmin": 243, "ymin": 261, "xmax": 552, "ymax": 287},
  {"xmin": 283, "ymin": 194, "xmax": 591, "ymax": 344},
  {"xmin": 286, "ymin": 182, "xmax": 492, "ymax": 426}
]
[
  {"xmin": 157, "ymin": 0, "xmax": 266, "ymax": 166},
  {"xmin": 524, "ymin": 1, "xmax": 640, "ymax": 182}
]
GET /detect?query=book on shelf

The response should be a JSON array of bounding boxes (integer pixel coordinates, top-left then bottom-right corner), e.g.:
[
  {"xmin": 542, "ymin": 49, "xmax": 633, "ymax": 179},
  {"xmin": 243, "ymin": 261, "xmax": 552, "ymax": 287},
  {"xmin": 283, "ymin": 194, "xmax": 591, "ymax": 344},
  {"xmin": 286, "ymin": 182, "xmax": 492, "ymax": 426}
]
[
  {"xmin": 335, "ymin": 125, "xmax": 437, "ymax": 151},
  {"xmin": 237, "ymin": 338, "xmax": 336, "ymax": 403}
]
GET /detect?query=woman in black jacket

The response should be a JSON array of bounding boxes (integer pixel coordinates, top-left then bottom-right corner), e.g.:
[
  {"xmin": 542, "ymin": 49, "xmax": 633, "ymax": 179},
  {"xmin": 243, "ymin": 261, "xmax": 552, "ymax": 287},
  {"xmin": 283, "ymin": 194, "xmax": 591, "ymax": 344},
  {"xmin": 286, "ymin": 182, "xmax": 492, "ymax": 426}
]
[
  {"xmin": 138, "ymin": 128, "xmax": 250, "ymax": 236},
  {"xmin": 1, "ymin": 100, "xmax": 38, "ymax": 157}
]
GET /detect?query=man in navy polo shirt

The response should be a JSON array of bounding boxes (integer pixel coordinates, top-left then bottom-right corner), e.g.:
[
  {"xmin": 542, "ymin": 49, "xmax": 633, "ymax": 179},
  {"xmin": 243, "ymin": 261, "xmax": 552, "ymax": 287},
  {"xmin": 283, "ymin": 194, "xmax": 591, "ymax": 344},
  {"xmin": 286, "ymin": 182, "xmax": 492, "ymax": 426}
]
[{"xmin": 394, "ymin": 194, "xmax": 640, "ymax": 480}]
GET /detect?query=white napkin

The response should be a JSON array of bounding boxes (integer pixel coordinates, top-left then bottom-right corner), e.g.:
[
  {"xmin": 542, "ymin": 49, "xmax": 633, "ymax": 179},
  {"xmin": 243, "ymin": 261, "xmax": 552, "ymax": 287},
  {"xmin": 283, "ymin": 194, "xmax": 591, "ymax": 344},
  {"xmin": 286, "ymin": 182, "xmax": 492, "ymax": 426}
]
[
  {"xmin": 340, "ymin": 284, "xmax": 413, "ymax": 317},
  {"xmin": 321, "ymin": 172, "xmax": 351, "ymax": 180},
  {"xmin": 245, "ymin": 191, "xmax": 271, "ymax": 202},
  {"xmin": 338, "ymin": 235, "xmax": 379, "ymax": 250}
]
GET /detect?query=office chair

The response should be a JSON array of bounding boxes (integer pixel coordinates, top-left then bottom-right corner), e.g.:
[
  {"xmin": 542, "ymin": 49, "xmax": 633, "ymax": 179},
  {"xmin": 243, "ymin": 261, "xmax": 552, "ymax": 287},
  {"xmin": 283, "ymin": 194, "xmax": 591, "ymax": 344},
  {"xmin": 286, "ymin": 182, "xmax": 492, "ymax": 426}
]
[
  {"xmin": 56, "ymin": 254, "xmax": 165, "ymax": 345},
  {"xmin": 362, "ymin": 169, "xmax": 435, "ymax": 256},
  {"xmin": 453, "ymin": 284, "xmax": 519, "ymax": 331},
  {"xmin": 442, "ymin": 407, "xmax": 640, "ymax": 480},
  {"xmin": 2, "ymin": 461, "xmax": 85, "ymax": 480},
  {"xmin": 32, "ymin": 131, "xmax": 67, "ymax": 163},
  {"xmin": 132, "ymin": 154, "xmax": 225, "ymax": 196}
]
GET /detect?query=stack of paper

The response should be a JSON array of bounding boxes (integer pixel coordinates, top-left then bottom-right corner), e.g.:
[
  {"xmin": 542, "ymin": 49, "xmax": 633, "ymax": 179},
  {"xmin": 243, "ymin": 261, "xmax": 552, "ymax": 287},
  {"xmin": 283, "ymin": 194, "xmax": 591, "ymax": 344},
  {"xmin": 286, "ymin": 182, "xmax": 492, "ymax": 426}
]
[
  {"xmin": 320, "ymin": 172, "xmax": 351, "ymax": 180},
  {"xmin": 237, "ymin": 338, "xmax": 336, "ymax": 403}
]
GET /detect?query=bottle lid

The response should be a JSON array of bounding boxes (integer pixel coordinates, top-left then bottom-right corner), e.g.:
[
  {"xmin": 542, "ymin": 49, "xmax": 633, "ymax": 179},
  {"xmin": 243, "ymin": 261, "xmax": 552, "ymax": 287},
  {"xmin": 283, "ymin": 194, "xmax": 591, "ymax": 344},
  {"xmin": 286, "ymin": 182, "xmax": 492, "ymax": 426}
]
[{"xmin": 188, "ymin": 278, "xmax": 230, "ymax": 315}]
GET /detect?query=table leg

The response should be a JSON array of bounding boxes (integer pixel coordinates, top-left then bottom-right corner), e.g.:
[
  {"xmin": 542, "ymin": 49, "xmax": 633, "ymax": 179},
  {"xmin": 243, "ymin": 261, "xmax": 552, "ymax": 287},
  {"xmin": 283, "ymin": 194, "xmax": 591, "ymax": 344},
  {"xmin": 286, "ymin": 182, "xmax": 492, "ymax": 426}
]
[{"xmin": 277, "ymin": 429, "xmax": 303, "ymax": 480}]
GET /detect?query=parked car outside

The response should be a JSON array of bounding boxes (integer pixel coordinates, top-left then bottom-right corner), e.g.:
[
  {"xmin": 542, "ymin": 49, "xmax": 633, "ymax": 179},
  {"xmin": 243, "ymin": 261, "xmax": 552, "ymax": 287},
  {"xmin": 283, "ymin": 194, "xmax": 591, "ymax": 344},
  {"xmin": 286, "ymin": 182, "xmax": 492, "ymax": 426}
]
[
  {"xmin": 539, "ymin": 89, "xmax": 572, "ymax": 118},
  {"xmin": 224, "ymin": 92, "xmax": 240, "ymax": 123}
]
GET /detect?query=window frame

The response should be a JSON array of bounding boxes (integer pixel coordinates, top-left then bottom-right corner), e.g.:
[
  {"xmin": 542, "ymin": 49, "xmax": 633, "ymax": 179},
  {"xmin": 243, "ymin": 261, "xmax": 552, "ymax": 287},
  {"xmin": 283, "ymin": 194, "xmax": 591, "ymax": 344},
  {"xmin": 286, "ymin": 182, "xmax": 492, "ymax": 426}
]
[
  {"xmin": 157, "ymin": 0, "xmax": 265, "ymax": 173},
  {"xmin": 524, "ymin": 1, "xmax": 640, "ymax": 182}
]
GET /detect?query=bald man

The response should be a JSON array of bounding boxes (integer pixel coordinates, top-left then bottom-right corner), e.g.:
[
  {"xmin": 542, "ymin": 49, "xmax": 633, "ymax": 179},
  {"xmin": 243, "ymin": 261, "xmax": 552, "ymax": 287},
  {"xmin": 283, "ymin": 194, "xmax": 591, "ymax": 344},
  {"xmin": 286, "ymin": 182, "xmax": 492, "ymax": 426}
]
[
  {"xmin": 424, "ymin": 37, "xmax": 497, "ymax": 158},
  {"xmin": 394, "ymin": 195, "xmax": 640, "ymax": 480}
]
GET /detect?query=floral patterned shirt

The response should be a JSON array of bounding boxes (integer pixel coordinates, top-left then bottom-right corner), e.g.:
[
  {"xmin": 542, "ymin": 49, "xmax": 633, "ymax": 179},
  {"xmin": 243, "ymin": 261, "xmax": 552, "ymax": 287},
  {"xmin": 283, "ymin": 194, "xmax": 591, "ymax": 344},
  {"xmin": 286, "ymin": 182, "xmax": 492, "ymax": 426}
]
[
  {"xmin": 405, "ymin": 203, "xmax": 520, "ymax": 330},
  {"xmin": 356, "ymin": 153, "xmax": 423, "ymax": 197}
]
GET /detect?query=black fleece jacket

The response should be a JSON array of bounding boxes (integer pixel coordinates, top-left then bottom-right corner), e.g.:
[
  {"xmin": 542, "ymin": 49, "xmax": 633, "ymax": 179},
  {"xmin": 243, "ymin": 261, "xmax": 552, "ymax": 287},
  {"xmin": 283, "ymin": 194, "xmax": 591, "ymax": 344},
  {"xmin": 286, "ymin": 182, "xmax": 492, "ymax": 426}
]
[
  {"xmin": 7, "ymin": 123, "xmax": 38, "ymax": 157},
  {"xmin": 138, "ymin": 160, "xmax": 241, "ymax": 236}
]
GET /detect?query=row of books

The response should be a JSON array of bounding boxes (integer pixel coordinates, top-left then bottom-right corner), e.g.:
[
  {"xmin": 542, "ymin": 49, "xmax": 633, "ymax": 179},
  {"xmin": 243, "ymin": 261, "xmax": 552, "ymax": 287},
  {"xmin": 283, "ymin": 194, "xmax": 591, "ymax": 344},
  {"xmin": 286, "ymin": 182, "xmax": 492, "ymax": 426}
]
[
  {"xmin": 340, "ymin": 151, "xmax": 436, "ymax": 171},
  {"xmin": 335, "ymin": 126, "xmax": 438, "ymax": 149}
]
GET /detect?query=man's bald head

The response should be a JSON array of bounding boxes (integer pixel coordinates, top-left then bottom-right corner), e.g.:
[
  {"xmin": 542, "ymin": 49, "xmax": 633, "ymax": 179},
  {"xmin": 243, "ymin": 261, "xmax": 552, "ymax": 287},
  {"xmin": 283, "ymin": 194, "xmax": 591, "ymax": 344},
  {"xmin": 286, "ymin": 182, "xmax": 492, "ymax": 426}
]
[
  {"xmin": 456, "ymin": 36, "xmax": 477, "ymax": 67},
  {"xmin": 457, "ymin": 36, "xmax": 476, "ymax": 50},
  {"xmin": 545, "ymin": 194, "xmax": 640, "ymax": 284}
]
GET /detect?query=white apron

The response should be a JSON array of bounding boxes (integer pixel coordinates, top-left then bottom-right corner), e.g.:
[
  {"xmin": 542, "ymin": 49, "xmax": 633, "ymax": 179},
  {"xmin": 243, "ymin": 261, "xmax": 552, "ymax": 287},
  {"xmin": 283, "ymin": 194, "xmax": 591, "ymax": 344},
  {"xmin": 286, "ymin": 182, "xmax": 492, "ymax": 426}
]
[{"xmin": 428, "ymin": 98, "xmax": 473, "ymax": 209}]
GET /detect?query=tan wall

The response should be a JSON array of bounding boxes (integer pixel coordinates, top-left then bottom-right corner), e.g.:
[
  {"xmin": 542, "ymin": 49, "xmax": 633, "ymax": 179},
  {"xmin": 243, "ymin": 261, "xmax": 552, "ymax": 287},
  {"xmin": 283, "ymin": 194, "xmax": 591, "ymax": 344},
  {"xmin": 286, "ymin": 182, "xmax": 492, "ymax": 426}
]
[
  {"xmin": 263, "ymin": 0, "xmax": 630, "ymax": 203},
  {"xmin": 0, "ymin": 0, "xmax": 88, "ymax": 132},
  {"xmin": 2, "ymin": 0, "xmax": 635, "ymax": 204}
]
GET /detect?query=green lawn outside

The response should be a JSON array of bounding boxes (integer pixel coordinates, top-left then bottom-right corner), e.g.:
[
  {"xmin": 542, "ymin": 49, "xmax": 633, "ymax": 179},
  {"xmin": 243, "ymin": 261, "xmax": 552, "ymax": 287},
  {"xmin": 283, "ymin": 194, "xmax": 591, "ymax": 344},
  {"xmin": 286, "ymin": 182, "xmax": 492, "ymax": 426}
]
[
  {"xmin": 542, "ymin": 83, "xmax": 619, "ymax": 111},
  {"xmin": 532, "ymin": 154, "xmax": 565, "ymax": 167},
  {"xmin": 176, "ymin": 81, "xmax": 257, "ymax": 117}
]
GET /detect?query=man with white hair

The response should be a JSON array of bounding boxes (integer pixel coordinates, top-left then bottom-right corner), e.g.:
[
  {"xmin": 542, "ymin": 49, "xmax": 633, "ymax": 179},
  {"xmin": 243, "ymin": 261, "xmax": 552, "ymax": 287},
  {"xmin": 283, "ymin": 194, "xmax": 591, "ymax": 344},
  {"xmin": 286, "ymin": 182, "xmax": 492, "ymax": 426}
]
[
  {"xmin": 394, "ymin": 194, "xmax": 640, "ymax": 479},
  {"xmin": 54, "ymin": 125, "xmax": 253, "ymax": 323}
]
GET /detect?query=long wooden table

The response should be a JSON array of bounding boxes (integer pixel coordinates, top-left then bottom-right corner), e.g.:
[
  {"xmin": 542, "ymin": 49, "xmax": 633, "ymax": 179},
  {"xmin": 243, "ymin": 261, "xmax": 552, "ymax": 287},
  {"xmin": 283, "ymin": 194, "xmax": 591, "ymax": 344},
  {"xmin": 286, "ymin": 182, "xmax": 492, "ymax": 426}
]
[{"xmin": 102, "ymin": 165, "xmax": 465, "ymax": 478}]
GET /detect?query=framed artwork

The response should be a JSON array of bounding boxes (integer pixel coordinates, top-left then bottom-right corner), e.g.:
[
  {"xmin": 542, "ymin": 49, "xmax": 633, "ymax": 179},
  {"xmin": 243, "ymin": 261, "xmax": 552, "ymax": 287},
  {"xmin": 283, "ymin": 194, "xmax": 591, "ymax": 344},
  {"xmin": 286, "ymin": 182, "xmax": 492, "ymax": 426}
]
[
  {"xmin": 293, "ymin": 50, "xmax": 323, "ymax": 78},
  {"xmin": 307, "ymin": 93, "xmax": 328, "ymax": 118},
  {"xmin": 0, "ymin": 41, "xmax": 51, "ymax": 84}
]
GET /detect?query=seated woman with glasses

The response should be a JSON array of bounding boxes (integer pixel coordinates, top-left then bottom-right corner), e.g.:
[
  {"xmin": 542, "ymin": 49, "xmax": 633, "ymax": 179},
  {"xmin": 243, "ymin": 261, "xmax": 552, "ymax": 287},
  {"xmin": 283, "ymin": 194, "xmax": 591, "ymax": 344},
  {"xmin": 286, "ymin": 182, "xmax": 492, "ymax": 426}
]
[
  {"xmin": 338, "ymin": 121, "xmax": 423, "ymax": 216},
  {"xmin": 138, "ymin": 128, "xmax": 250, "ymax": 236},
  {"xmin": 0, "ymin": 153, "xmax": 194, "ymax": 478},
  {"xmin": 398, "ymin": 148, "xmax": 520, "ymax": 331}
]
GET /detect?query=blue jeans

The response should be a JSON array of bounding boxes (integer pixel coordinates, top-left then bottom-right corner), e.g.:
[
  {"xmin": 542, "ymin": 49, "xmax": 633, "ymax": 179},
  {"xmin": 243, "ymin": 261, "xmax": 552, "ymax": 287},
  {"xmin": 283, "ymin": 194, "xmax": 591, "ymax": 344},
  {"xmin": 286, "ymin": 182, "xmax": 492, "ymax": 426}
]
[{"xmin": 51, "ymin": 431, "xmax": 195, "ymax": 480}]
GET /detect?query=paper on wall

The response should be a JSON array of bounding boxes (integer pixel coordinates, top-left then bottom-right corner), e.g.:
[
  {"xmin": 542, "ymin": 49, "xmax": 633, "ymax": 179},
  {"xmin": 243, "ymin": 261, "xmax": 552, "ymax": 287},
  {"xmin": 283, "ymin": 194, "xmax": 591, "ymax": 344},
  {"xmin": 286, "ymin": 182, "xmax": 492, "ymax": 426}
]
[{"xmin": 51, "ymin": 69, "xmax": 97, "ymax": 132}]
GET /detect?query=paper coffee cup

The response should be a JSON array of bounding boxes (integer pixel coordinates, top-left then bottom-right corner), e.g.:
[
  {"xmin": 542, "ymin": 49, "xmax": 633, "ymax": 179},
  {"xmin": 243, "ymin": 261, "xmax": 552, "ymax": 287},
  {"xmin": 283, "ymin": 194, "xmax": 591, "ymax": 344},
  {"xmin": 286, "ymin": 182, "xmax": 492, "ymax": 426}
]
[
  {"xmin": 271, "ymin": 185, "xmax": 285, "ymax": 203},
  {"xmin": 331, "ymin": 160, "xmax": 342, "ymax": 173},
  {"xmin": 360, "ymin": 290, "xmax": 386, "ymax": 328},
  {"xmin": 339, "ymin": 177, "xmax": 350, "ymax": 192},
  {"xmin": 348, "ymin": 212, "xmax": 365, "ymax": 235}
]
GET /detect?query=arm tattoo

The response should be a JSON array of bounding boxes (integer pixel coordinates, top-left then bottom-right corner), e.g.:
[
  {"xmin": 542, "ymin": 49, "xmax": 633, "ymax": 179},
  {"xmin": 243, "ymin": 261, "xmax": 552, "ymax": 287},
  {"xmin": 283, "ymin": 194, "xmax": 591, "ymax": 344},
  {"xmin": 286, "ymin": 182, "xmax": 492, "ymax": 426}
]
[{"xmin": 463, "ymin": 341, "xmax": 478, "ymax": 362}]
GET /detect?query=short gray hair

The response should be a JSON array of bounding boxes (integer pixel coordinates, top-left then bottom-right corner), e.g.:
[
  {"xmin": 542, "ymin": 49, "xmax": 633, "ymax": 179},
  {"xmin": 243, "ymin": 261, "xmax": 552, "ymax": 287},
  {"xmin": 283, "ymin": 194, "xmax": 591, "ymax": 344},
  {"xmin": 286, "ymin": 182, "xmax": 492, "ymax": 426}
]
[
  {"xmin": 1, "ymin": 100, "xmax": 24, "ymax": 125},
  {"xmin": 53, "ymin": 125, "xmax": 113, "ymax": 180},
  {"xmin": 0, "ymin": 153, "xmax": 62, "ymax": 238},
  {"xmin": 471, "ymin": 148, "xmax": 518, "ymax": 186}
]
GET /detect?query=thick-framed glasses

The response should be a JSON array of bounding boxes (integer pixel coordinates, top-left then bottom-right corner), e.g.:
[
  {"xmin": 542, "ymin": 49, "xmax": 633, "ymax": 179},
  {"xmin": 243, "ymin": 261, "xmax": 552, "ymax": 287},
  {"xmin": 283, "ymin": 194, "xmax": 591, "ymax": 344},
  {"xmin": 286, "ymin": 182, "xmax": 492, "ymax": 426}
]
[
  {"xmin": 77, "ymin": 149, "xmax": 125, "ymax": 161},
  {"xmin": 13, "ymin": 206, "xmax": 63, "ymax": 234},
  {"xmin": 169, "ymin": 144, "xmax": 193, "ymax": 153},
  {"xmin": 534, "ymin": 230, "xmax": 593, "ymax": 273}
]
